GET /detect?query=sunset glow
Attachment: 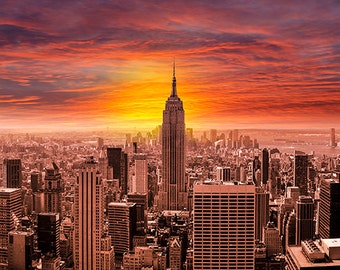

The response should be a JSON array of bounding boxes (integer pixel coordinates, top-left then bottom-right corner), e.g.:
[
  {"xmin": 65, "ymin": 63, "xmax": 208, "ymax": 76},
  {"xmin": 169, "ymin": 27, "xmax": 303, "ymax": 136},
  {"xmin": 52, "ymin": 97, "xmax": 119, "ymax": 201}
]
[{"xmin": 0, "ymin": 0, "xmax": 339, "ymax": 131}]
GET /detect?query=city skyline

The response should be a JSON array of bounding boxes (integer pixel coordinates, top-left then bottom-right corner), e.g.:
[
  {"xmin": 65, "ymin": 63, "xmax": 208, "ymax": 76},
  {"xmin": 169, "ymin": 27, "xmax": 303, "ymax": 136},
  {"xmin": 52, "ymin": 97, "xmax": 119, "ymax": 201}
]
[{"xmin": 0, "ymin": 0, "xmax": 339, "ymax": 131}]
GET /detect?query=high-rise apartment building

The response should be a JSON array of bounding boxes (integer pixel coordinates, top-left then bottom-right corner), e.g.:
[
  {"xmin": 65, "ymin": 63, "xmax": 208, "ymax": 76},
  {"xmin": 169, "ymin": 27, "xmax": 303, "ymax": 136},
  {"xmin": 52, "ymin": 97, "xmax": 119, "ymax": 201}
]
[
  {"xmin": 294, "ymin": 152, "xmax": 309, "ymax": 196},
  {"xmin": 0, "ymin": 188, "xmax": 22, "ymax": 269},
  {"xmin": 319, "ymin": 177, "xmax": 340, "ymax": 238},
  {"xmin": 160, "ymin": 63, "xmax": 186, "ymax": 211},
  {"xmin": 193, "ymin": 180, "xmax": 255, "ymax": 269},
  {"xmin": 43, "ymin": 163, "xmax": 62, "ymax": 214},
  {"xmin": 74, "ymin": 157, "xmax": 111, "ymax": 270},
  {"xmin": 3, "ymin": 159, "xmax": 22, "ymax": 188}
]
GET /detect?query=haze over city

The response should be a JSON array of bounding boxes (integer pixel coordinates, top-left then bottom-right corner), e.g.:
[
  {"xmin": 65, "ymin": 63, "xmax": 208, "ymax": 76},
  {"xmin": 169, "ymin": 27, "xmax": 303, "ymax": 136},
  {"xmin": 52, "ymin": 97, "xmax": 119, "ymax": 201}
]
[{"xmin": 1, "ymin": 0, "xmax": 339, "ymax": 131}]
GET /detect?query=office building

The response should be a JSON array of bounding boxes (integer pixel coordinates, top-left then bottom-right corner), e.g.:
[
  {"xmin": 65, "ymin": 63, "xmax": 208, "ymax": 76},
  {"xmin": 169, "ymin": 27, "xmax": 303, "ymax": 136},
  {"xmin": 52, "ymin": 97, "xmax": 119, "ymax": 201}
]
[
  {"xmin": 193, "ymin": 180, "xmax": 255, "ymax": 269},
  {"xmin": 108, "ymin": 202, "xmax": 137, "ymax": 255},
  {"xmin": 43, "ymin": 163, "xmax": 62, "ymax": 214},
  {"xmin": 263, "ymin": 222, "xmax": 282, "ymax": 257},
  {"xmin": 127, "ymin": 193, "xmax": 148, "ymax": 232},
  {"xmin": 3, "ymin": 159, "xmax": 22, "ymax": 188},
  {"xmin": 319, "ymin": 178, "xmax": 340, "ymax": 238},
  {"xmin": 30, "ymin": 171, "xmax": 42, "ymax": 192},
  {"xmin": 0, "ymin": 188, "xmax": 22, "ymax": 269},
  {"xmin": 160, "ymin": 62, "xmax": 186, "ymax": 211},
  {"xmin": 296, "ymin": 196, "xmax": 314, "ymax": 244},
  {"xmin": 255, "ymin": 187, "xmax": 270, "ymax": 241},
  {"xmin": 294, "ymin": 152, "xmax": 309, "ymax": 196},
  {"xmin": 107, "ymin": 148, "xmax": 128, "ymax": 196},
  {"xmin": 261, "ymin": 148, "xmax": 269, "ymax": 185},
  {"xmin": 8, "ymin": 229, "xmax": 34, "ymax": 270},
  {"xmin": 38, "ymin": 213, "xmax": 60, "ymax": 258},
  {"xmin": 74, "ymin": 157, "xmax": 109, "ymax": 270},
  {"xmin": 132, "ymin": 154, "xmax": 148, "ymax": 194}
]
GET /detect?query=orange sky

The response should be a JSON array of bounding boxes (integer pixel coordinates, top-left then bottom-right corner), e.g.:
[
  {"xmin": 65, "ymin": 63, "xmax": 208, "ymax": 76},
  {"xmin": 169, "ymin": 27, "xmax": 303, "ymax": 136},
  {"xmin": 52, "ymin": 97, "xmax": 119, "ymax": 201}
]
[{"xmin": 0, "ymin": 0, "xmax": 339, "ymax": 131}]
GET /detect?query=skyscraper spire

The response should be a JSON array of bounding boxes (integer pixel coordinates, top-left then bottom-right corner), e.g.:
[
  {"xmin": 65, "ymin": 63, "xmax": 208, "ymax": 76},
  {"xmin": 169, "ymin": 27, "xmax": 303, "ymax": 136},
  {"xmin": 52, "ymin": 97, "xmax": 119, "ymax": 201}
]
[{"xmin": 171, "ymin": 59, "xmax": 177, "ymax": 97}]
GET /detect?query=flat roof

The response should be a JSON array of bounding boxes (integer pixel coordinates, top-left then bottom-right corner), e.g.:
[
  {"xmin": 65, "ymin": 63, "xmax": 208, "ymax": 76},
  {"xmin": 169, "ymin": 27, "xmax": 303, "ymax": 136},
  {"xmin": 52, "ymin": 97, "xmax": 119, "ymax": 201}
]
[{"xmin": 288, "ymin": 246, "xmax": 340, "ymax": 267}]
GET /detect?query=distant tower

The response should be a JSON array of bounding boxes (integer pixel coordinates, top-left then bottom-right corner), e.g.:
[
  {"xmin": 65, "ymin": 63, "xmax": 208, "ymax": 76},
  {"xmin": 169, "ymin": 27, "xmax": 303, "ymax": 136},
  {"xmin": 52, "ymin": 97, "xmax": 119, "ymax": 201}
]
[
  {"xmin": 294, "ymin": 152, "xmax": 308, "ymax": 196},
  {"xmin": 160, "ymin": 61, "xmax": 186, "ymax": 210},
  {"xmin": 31, "ymin": 171, "xmax": 42, "ymax": 192},
  {"xmin": 0, "ymin": 188, "xmax": 22, "ymax": 269},
  {"xmin": 74, "ymin": 157, "xmax": 111, "ymax": 270},
  {"xmin": 261, "ymin": 148, "xmax": 269, "ymax": 185},
  {"xmin": 193, "ymin": 181, "xmax": 255, "ymax": 269},
  {"xmin": 216, "ymin": 167, "xmax": 231, "ymax": 182},
  {"xmin": 3, "ymin": 159, "xmax": 22, "ymax": 188},
  {"xmin": 132, "ymin": 154, "xmax": 148, "ymax": 194},
  {"xmin": 319, "ymin": 177, "xmax": 340, "ymax": 238},
  {"xmin": 330, "ymin": 128, "xmax": 336, "ymax": 147},
  {"xmin": 296, "ymin": 196, "xmax": 314, "ymax": 244},
  {"xmin": 43, "ymin": 163, "xmax": 62, "ymax": 215},
  {"xmin": 210, "ymin": 129, "xmax": 217, "ymax": 143}
]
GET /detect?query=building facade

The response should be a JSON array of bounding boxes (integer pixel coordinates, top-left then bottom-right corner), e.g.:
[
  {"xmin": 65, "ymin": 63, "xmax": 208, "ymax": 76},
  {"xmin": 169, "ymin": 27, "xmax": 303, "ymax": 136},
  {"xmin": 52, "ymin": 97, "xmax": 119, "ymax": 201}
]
[{"xmin": 193, "ymin": 181, "xmax": 255, "ymax": 269}]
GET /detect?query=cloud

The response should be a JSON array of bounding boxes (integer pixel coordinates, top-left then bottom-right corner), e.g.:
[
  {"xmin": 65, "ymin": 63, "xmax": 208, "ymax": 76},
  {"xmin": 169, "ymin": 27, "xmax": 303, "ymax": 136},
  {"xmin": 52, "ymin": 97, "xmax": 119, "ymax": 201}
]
[{"xmin": 0, "ymin": 0, "xmax": 339, "ymax": 130}]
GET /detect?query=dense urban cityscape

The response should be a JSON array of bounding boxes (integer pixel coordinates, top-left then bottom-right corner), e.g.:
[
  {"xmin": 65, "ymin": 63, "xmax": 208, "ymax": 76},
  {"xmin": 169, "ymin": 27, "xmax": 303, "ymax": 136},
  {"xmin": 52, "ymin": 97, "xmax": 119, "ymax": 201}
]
[{"xmin": 0, "ymin": 67, "xmax": 339, "ymax": 270}]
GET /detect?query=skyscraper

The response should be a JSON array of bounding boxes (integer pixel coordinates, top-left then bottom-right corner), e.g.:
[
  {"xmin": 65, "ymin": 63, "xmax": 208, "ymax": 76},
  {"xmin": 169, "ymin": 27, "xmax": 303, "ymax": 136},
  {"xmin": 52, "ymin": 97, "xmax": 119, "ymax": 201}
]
[
  {"xmin": 319, "ymin": 177, "xmax": 340, "ymax": 239},
  {"xmin": 330, "ymin": 128, "xmax": 336, "ymax": 147},
  {"xmin": 108, "ymin": 202, "xmax": 137, "ymax": 255},
  {"xmin": 3, "ymin": 159, "xmax": 22, "ymax": 188},
  {"xmin": 160, "ymin": 62, "xmax": 186, "ymax": 211},
  {"xmin": 294, "ymin": 152, "xmax": 309, "ymax": 196},
  {"xmin": 38, "ymin": 213, "xmax": 60, "ymax": 258},
  {"xmin": 132, "ymin": 154, "xmax": 148, "ymax": 194},
  {"xmin": 261, "ymin": 148, "xmax": 269, "ymax": 185},
  {"xmin": 296, "ymin": 196, "xmax": 314, "ymax": 244},
  {"xmin": 255, "ymin": 186, "xmax": 270, "ymax": 241},
  {"xmin": 107, "ymin": 148, "xmax": 128, "ymax": 196},
  {"xmin": 0, "ymin": 188, "xmax": 22, "ymax": 269},
  {"xmin": 74, "ymin": 157, "xmax": 109, "ymax": 270},
  {"xmin": 193, "ymin": 180, "xmax": 255, "ymax": 269},
  {"xmin": 43, "ymin": 163, "xmax": 62, "ymax": 214}
]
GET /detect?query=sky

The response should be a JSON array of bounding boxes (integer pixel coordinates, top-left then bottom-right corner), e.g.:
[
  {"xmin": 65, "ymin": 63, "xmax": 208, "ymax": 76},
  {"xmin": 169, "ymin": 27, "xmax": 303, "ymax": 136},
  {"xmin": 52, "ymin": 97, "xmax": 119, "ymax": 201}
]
[{"xmin": 0, "ymin": 0, "xmax": 339, "ymax": 132}]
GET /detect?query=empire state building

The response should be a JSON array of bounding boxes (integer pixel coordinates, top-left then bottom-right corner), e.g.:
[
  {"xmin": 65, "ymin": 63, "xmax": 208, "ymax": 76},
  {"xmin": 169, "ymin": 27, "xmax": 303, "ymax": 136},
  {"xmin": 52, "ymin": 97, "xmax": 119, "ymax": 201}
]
[{"xmin": 160, "ymin": 63, "xmax": 187, "ymax": 210}]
